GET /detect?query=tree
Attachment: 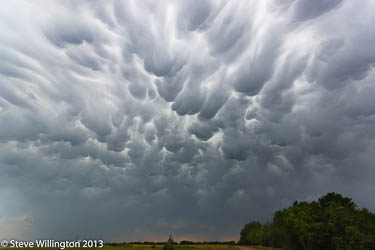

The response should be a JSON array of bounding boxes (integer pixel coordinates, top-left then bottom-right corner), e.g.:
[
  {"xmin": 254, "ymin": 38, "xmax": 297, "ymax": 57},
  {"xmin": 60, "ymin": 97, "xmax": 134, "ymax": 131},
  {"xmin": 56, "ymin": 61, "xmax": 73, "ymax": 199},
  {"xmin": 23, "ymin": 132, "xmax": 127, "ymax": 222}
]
[
  {"xmin": 239, "ymin": 192, "xmax": 375, "ymax": 250},
  {"xmin": 163, "ymin": 235, "xmax": 174, "ymax": 250},
  {"xmin": 318, "ymin": 192, "xmax": 356, "ymax": 210}
]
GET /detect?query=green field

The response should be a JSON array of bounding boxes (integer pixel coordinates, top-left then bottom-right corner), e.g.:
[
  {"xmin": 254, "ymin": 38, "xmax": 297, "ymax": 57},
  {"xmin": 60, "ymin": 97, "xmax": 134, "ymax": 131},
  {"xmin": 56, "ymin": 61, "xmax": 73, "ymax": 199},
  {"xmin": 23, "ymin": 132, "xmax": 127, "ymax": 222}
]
[
  {"xmin": 0, "ymin": 245, "xmax": 279, "ymax": 250},
  {"xmin": 108, "ymin": 245, "xmax": 235, "ymax": 250},
  {"xmin": 0, "ymin": 245, "xmax": 236, "ymax": 250}
]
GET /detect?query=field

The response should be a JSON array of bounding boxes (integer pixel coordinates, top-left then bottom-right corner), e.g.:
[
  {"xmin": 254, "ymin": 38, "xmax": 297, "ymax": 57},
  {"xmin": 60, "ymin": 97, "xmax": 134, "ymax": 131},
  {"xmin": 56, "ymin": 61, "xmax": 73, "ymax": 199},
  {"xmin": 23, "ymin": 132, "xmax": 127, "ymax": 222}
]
[
  {"xmin": 0, "ymin": 245, "xmax": 278, "ymax": 250},
  {"xmin": 123, "ymin": 245, "xmax": 233, "ymax": 250},
  {"xmin": 123, "ymin": 246, "xmax": 280, "ymax": 250}
]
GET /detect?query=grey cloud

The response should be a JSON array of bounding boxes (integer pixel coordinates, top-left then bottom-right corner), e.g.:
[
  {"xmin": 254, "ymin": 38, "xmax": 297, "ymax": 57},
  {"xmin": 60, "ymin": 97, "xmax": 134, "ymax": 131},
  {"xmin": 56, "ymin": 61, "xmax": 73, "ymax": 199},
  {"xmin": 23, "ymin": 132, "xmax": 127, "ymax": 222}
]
[
  {"xmin": 44, "ymin": 20, "xmax": 95, "ymax": 47},
  {"xmin": 206, "ymin": 2, "xmax": 251, "ymax": 57},
  {"xmin": 260, "ymin": 53, "xmax": 309, "ymax": 117},
  {"xmin": 80, "ymin": 111, "xmax": 112, "ymax": 143},
  {"xmin": 222, "ymin": 129, "xmax": 253, "ymax": 161},
  {"xmin": 177, "ymin": 0, "xmax": 212, "ymax": 31},
  {"xmin": 309, "ymin": 32, "xmax": 375, "ymax": 89},
  {"xmin": 189, "ymin": 122, "xmax": 219, "ymax": 141},
  {"xmin": 0, "ymin": 0, "xmax": 374, "ymax": 242},
  {"xmin": 198, "ymin": 76, "xmax": 230, "ymax": 121},
  {"xmin": 232, "ymin": 32, "xmax": 280, "ymax": 95},
  {"xmin": 156, "ymin": 72, "xmax": 186, "ymax": 102},
  {"xmin": 123, "ymin": 68, "xmax": 150, "ymax": 100},
  {"xmin": 170, "ymin": 56, "xmax": 220, "ymax": 116},
  {"xmin": 292, "ymin": 0, "xmax": 343, "ymax": 22},
  {"xmin": 171, "ymin": 88, "xmax": 206, "ymax": 116},
  {"xmin": 106, "ymin": 123, "xmax": 131, "ymax": 152},
  {"xmin": 66, "ymin": 48, "xmax": 102, "ymax": 71}
]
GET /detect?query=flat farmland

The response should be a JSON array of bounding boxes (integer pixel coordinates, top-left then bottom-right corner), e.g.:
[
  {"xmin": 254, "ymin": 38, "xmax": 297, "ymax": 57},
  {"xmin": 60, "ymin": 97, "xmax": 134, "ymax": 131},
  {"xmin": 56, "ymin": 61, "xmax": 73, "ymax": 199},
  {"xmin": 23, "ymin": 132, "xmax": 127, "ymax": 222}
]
[
  {"xmin": 0, "ymin": 244, "xmax": 279, "ymax": 250},
  {"xmin": 107, "ymin": 245, "xmax": 236, "ymax": 250}
]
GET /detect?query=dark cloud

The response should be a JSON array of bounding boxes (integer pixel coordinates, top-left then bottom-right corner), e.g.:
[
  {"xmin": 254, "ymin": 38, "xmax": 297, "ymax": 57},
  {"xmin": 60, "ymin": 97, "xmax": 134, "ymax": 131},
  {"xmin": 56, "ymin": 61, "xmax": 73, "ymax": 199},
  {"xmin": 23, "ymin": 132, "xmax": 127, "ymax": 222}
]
[
  {"xmin": 0, "ymin": 0, "xmax": 374, "ymax": 242},
  {"xmin": 292, "ymin": 0, "xmax": 343, "ymax": 22},
  {"xmin": 177, "ymin": 0, "xmax": 212, "ymax": 31}
]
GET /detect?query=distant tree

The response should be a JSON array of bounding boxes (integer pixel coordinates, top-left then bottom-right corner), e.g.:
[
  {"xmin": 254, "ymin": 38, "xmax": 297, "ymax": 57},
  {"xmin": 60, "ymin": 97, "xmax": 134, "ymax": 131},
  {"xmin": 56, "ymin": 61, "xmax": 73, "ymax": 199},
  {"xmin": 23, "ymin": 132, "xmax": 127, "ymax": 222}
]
[
  {"xmin": 227, "ymin": 241, "xmax": 235, "ymax": 245},
  {"xmin": 163, "ymin": 235, "xmax": 174, "ymax": 250},
  {"xmin": 179, "ymin": 241, "xmax": 194, "ymax": 245}
]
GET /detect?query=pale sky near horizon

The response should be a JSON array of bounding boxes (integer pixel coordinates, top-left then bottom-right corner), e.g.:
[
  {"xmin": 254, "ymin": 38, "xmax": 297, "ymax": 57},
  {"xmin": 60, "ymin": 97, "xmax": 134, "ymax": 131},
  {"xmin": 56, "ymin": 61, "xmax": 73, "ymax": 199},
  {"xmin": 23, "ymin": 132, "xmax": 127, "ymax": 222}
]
[{"xmin": 1, "ymin": 0, "xmax": 375, "ymax": 242}]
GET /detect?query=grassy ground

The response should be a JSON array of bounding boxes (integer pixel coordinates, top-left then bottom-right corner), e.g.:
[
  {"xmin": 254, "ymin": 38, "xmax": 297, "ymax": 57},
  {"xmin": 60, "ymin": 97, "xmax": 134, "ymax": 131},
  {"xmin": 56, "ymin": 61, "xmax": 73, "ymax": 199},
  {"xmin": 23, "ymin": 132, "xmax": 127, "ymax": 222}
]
[
  {"xmin": 254, "ymin": 247, "xmax": 282, "ymax": 250},
  {"xmin": 108, "ymin": 245, "xmax": 281, "ymax": 250},
  {"xmin": 0, "ymin": 244, "xmax": 280, "ymax": 250},
  {"xmin": 1, "ymin": 244, "xmax": 236, "ymax": 250},
  {"xmin": 108, "ymin": 245, "xmax": 236, "ymax": 250},
  {"xmin": 236, "ymin": 246, "xmax": 282, "ymax": 250}
]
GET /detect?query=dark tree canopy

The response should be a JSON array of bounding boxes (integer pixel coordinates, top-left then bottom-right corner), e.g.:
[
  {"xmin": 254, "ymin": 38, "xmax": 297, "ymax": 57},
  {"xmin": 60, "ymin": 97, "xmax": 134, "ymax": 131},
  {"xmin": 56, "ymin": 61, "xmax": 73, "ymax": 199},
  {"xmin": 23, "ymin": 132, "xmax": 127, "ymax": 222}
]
[{"xmin": 239, "ymin": 192, "xmax": 375, "ymax": 250}]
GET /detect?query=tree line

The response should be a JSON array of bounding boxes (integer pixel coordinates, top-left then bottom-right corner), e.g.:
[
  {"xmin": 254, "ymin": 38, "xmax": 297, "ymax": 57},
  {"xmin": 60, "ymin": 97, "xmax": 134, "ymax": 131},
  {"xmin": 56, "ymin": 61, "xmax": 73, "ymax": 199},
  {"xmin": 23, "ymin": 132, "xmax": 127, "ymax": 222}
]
[{"xmin": 239, "ymin": 192, "xmax": 375, "ymax": 249}]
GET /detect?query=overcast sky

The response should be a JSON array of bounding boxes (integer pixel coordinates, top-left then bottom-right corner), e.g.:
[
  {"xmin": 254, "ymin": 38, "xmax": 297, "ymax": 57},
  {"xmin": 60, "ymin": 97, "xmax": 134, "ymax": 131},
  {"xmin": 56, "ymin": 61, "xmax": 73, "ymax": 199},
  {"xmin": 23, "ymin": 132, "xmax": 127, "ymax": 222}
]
[{"xmin": 1, "ymin": 0, "xmax": 375, "ymax": 242}]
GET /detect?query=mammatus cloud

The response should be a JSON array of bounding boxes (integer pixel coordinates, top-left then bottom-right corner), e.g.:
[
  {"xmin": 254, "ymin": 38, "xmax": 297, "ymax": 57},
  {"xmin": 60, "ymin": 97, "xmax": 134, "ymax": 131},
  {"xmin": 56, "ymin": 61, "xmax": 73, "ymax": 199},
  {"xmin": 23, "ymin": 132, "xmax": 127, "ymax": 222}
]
[{"xmin": 1, "ymin": 0, "xmax": 375, "ymax": 241}]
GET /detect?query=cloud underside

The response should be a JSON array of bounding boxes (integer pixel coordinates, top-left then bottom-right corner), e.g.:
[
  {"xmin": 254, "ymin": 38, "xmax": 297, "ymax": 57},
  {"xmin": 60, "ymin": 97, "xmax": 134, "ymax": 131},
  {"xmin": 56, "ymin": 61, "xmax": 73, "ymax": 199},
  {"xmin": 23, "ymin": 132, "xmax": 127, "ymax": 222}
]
[{"xmin": 1, "ymin": 0, "xmax": 375, "ymax": 241}]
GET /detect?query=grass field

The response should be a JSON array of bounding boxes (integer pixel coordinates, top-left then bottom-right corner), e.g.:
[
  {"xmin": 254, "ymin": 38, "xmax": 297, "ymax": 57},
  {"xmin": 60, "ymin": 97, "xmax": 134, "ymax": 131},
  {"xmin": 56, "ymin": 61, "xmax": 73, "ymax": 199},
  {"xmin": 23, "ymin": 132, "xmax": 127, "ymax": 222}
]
[
  {"xmin": 0, "ymin": 244, "xmax": 279, "ymax": 250},
  {"xmin": 106, "ymin": 245, "xmax": 237, "ymax": 250},
  {"xmin": 126, "ymin": 245, "xmax": 231, "ymax": 248},
  {"xmin": 0, "ymin": 245, "xmax": 237, "ymax": 250},
  {"xmin": 107, "ymin": 246, "xmax": 280, "ymax": 250}
]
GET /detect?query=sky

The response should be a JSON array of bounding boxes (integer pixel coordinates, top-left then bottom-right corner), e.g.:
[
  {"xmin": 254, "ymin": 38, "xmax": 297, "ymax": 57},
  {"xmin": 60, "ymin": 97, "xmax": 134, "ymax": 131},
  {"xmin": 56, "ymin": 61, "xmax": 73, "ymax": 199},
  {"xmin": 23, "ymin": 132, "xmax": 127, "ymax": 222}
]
[{"xmin": 0, "ymin": 0, "xmax": 375, "ymax": 242}]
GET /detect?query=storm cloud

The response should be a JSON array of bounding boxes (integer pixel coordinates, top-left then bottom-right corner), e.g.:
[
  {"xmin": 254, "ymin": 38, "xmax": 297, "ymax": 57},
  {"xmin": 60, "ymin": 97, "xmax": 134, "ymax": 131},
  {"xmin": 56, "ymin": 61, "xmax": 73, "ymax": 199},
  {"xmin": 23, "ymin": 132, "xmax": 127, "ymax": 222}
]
[{"xmin": 1, "ymin": 0, "xmax": 375, "ymax": 242}]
